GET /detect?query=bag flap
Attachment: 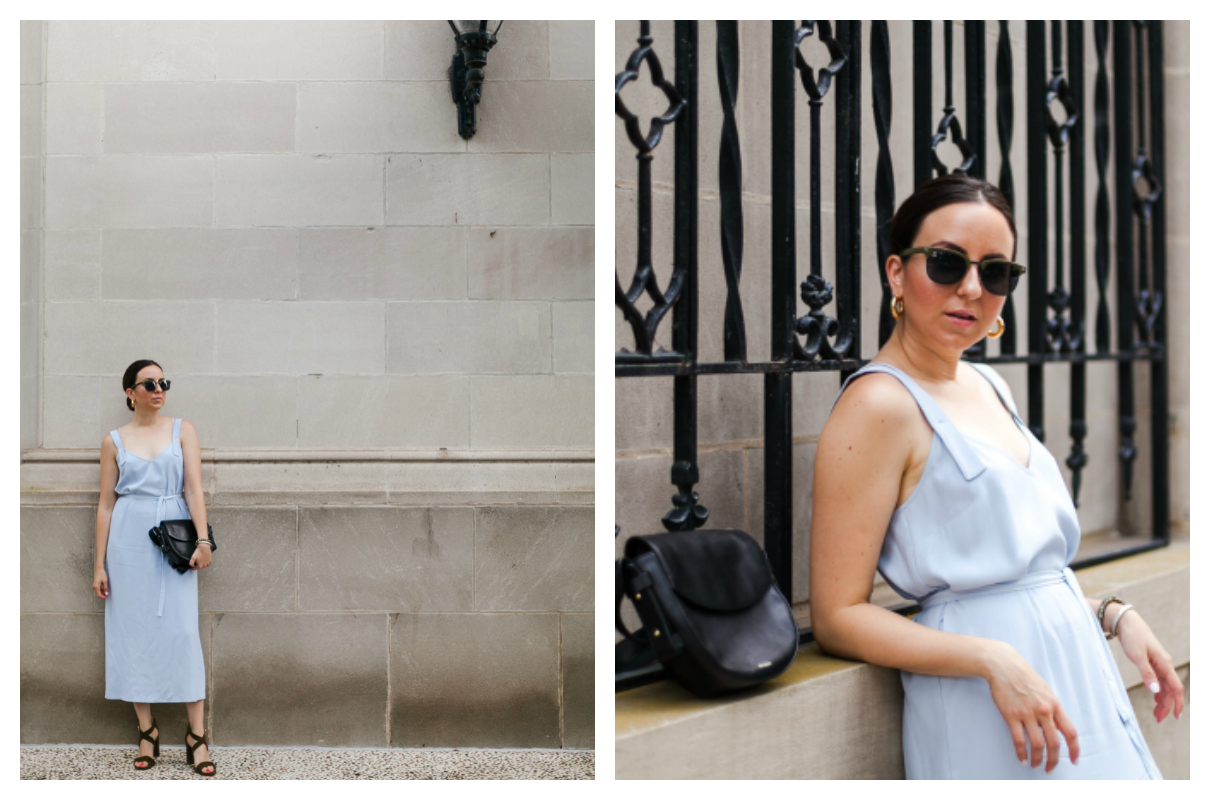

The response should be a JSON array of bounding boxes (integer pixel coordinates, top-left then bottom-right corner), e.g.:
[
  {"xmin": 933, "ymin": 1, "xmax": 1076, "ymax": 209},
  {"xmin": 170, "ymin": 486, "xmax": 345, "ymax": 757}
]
[
  {"xmin": 160, "ymin": 519, "xmax": 196, "ymax": 544},
  {"xmin": 625, "ymin": 529, "xmax": 772, "ymax": 612}
]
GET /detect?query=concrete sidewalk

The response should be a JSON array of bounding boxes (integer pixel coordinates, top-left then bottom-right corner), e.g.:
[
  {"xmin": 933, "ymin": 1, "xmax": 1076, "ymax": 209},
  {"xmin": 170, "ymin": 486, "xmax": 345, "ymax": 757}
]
[{"xmin": 21, "ymin": 745, "xmax": 594, "ymax": 780}]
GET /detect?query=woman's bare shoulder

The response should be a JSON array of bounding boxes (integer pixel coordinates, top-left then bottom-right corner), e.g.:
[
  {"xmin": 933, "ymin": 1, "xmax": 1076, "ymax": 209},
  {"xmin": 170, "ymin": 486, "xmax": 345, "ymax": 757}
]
[
  {"xmin": 100, "ymin": 431, "xmax": 118, "ymax": 453},
  {"xmin": 828, "ymin": 371, "xmax": 921, "ymax": 430},
  {"xmin": 178, "ymin": 419, "xmax": 200, "ymax": 444}
]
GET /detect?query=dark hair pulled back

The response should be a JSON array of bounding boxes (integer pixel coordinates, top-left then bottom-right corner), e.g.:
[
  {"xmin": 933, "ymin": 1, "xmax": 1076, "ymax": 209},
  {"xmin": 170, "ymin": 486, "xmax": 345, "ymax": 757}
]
[
  {"xmin": 122, "ymin": 359, "xmax": 162, "ymax": 411},
  {"xmin": 888, "ymin": 174, "xmax": 1017, "ymax": 260}
]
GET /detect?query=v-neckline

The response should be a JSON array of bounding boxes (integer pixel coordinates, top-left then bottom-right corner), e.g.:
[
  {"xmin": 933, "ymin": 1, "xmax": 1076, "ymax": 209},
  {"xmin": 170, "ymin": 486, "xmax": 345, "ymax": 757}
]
[
  {"xmin": 120, "ymin": 421, "xmax": 174, "ymax": 463},
  {"xmin": 943, "ymin": 368, "xmax": 1033, "ymax": 472},
  {"xmin": 869, "ymin": 361, "xmax": 1034, "ymax": 472},
  {"xmin": 962, "ymin": 424, "xmax": 1034, "ymax": 472}
]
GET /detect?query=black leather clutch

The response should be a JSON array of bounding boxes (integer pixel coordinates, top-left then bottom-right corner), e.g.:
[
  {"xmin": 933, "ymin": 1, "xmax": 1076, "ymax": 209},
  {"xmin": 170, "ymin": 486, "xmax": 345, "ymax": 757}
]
[
  {"xmin": 616, "ymin": 529, "xmax": 798, "ymax": 697},
  {"xmin": 148, "ymin": 519, "xmax": 217, "ymax": 574}
]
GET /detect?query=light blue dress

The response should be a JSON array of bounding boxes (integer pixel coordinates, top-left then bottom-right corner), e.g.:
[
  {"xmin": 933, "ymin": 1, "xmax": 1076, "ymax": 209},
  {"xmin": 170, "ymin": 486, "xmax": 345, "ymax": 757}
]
[
  {"xmin": 835, "ymin": 362, "xmax": 1160, "ymax": 780},
  {"xmin": 104, "ymin": 418, "xmax": 206, "ymax": 703}
]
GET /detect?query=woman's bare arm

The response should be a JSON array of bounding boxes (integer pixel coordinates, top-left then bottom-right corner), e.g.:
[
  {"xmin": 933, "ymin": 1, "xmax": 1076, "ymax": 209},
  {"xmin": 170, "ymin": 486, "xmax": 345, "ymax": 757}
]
[
  {"xmin": 810, "ymin": 374, "xmax": 1004, "ymax": 679},
  {"xmin": 179, "ymin": 420, "xmax": 211, "ymax": 568},
  {"xmin": 94, "ymin": 434, "xmax": 120, "ymax": 598}
]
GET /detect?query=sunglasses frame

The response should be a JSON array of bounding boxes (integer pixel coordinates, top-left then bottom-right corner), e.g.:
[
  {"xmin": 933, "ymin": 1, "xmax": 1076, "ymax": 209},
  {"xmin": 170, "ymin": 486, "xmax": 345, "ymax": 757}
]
[
  {"xmin": 132, "ymin": 379, "xmax": 171, "ymax": 393},
  {"xmin": 899, "ymin": 246, "xmax": 1026, "ymax": 296}
]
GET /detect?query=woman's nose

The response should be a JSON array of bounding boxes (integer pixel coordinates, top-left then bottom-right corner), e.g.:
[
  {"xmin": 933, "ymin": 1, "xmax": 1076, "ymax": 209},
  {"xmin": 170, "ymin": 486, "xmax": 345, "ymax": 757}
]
[{"xmin": 957, "ymin": 262, "xmax": 983, "ymax": 298}]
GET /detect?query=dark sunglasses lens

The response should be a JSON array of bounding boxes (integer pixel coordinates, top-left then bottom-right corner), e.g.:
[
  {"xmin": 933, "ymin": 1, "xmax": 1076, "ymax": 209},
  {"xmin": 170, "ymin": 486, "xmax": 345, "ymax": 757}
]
[
  {"xmin": 160, "ymin": 379, "xmax": 170, "ymax": 391},
  {"xmin": 981, "ymin": 262, "xmax": 1015, "ymax": 296},
  {"xmin": 925, "ymin": 250, "xmax": 968, "ymax": 285}
]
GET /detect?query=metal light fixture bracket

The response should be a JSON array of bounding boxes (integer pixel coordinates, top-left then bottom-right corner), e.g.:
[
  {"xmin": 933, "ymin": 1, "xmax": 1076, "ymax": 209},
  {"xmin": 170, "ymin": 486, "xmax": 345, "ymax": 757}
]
[{"xmin": 449, "ymin": 21, "xmax": 502, "ymax": 139}]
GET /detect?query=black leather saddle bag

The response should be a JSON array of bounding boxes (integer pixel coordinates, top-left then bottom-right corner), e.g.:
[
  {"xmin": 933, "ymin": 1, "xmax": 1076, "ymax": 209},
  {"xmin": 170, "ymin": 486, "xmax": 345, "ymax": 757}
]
[
  {"xmin": 149, "ymin": 519, "xmax": 217, "ymax": 574},
  {"xmin": 616, "ymin": 529, "xmax": 798, "ymax": 697}
]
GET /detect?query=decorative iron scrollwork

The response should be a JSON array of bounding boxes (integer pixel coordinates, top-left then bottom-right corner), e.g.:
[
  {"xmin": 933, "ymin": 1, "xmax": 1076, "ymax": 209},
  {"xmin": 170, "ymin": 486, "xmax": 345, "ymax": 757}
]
[
  {"xmin": 616, "ymin": 22, "xmax": 688, "ymax": 361},
  {"xmin": 791, "ymin": 21, "xmax": 852, "ymax": 362},
  {"xmin": 794, "ymin": 21, "xmax": 845, "ymax": 100},
  {"xmin": 1131, "ymin": 153, "xmax": 1164, "ymax": 346},
  {"xmin": 931, "ymin": 21, "xmax": 976, "ymax": 176}
]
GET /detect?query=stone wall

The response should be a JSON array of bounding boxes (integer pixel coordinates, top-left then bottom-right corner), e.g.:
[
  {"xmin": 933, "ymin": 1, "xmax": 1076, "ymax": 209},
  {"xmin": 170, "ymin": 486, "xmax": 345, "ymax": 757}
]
[
  {"xmin": 21, "ymin": 20, "xmax": 595, "ymax": 749},
  {"xmin": 614, "ymin": 20, "xmax": 1190, "ymax": 602}
]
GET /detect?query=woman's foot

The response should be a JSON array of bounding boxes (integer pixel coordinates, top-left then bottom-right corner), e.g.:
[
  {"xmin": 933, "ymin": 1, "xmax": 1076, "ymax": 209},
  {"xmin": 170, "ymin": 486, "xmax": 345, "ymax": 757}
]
[
  {"xmin": 134, "ymin": 719, "xmax": 159, "ymax": 770},
  {"xmin": 185, "ymin": 727, "xmax": 215, "ymax": 776}
]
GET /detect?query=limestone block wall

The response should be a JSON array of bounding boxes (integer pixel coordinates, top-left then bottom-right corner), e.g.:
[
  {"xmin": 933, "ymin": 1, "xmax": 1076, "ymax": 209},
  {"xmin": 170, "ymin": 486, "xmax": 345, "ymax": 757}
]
[
  {"xmin": 614, "ymin": 20, "xmax": 1190, "ymax": 603},
  {"xmin": 21, "ymin": 20, "xmax": 595, "ymax": 749}
]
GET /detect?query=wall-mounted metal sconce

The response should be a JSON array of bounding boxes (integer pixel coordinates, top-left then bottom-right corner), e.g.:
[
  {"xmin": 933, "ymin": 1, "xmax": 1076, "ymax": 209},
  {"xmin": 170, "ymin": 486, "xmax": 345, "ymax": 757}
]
[{"xmin": 449, "ymin": 20, "xmax": 503, "ymax": 139}]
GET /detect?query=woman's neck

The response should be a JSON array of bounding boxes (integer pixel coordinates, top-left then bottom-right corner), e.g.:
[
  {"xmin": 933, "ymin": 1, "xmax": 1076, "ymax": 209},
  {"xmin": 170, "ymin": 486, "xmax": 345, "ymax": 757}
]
[
  {"xmin": 128, "ymin": 410, "xmax": 164, "ymax": 428},
  {"xmin": 882, "ymin": 322, "xmax": 963, "ymax": 384}
]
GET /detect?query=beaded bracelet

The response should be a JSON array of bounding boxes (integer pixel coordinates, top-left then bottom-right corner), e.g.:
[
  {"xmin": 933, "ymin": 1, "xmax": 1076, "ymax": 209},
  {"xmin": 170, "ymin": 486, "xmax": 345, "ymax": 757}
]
[{"xmin": 1097, "ymin": 596, "xmax": 1125, "ymax": 638}]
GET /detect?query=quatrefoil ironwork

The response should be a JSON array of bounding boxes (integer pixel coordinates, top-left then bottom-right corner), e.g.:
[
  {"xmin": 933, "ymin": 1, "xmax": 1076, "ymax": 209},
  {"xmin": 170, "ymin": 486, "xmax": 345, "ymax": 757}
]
[
  {"xmin": 1045, "ymin": 74, "xmax": 1080, "ymax": 150},
  {"xmin": 794, "ymin": 21, "xmax": 847, "ymax": 102},
  {"xmin": 616, "ymin": 42, "xmax": 686, "ymax": 155},
  {"xmin": 931, "ymin": 109, "xmax": 976, "ymax": 176},
  {"xmin": 1130, "ymin": 154, "xmax": 1163, "ymax": 220}
]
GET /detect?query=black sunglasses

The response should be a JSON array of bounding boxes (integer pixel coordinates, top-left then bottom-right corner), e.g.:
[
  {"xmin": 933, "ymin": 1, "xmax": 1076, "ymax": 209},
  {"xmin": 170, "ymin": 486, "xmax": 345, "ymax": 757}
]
[
  {"xmin": 132, "ymin": 379, "xmax": 171, "ymax": 392},
  {"xmin": 899, "ymin": 246, "xmax": 1026, "ymax": 297}
]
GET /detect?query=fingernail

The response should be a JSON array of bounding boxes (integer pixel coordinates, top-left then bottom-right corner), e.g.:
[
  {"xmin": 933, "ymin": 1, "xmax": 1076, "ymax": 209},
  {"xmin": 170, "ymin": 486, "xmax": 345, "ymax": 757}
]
[{"xmin": 1149, "ymin": 682, "xmax": 1160, "ymax": 693}]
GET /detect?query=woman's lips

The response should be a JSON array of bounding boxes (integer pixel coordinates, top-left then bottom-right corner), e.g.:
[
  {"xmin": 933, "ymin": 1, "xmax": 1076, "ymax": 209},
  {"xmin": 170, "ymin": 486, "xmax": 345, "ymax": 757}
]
[{"xmin": 945, "ymin": 311, "xmax": 976, "ymax": 327}]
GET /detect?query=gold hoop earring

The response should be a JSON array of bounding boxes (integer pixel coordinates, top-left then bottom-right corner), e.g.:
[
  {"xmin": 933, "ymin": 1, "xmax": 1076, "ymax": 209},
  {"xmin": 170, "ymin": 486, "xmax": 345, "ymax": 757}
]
[
  {"xmin": 890, "ymin": 296, "xmax": 904, "ymax": 319},
  {"xmin": 988, "ymin": 316, "xmax": 1005, "ymax": 339}
]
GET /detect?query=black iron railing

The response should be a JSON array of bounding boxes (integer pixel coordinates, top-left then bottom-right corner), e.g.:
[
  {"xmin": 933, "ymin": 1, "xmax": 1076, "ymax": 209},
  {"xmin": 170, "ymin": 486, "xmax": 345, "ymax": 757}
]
[{"xmin": 616, "ymin": 21, "xmax": 1170, "ymax": 690}]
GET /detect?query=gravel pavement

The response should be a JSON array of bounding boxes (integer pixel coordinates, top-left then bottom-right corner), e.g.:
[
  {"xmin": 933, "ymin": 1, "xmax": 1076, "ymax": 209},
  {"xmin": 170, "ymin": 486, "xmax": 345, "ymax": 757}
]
[{"xmin": 20, "ymin": 745, "xmax": 594, "ymax": 780}]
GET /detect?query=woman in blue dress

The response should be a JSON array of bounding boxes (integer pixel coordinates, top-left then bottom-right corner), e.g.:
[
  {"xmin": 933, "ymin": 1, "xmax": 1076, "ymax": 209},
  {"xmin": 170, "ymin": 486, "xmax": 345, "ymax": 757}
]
[
  {"xmin": 810, "ymin": 175, "xmax": 1183, "ymax": 779},
  {"xmin": 93, "ymin": 359, "xmax": 216, "ymax": 775}
]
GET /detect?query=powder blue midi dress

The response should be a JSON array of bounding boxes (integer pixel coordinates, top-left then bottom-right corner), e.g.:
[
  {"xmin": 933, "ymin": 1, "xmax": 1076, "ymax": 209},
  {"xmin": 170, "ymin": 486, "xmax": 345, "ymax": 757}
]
[
  {"xmin": 104, "ymin": 418, "xmax": 206, "ymax": 703},
  {"xmin": 835, "ymin": 362, "xmax": 1160, "ymax": 780}
]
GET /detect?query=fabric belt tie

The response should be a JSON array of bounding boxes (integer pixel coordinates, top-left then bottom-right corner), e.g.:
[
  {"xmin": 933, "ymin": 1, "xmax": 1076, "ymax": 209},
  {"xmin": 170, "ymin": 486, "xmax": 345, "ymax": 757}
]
[
  {"xmin": 920, "ymin": 568, "xmax": 1070, "ymax": 609},
  {"xmin": 123, "ymin": 493, "xmax": 182, "ymax": 617}
]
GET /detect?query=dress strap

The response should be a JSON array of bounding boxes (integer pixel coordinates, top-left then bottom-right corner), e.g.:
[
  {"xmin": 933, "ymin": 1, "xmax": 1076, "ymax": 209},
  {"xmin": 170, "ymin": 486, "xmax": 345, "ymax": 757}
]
[
  {"xmin": 172, "ymin": 418, "xmax": 182, "ymax": 454},
  {"xmin": 109, "ymin": 429, "xmax": 127, "ymax": 467},
  {"xmin": 967, "ymin": 362, "xmax": 1022, "ymax": 421},
  {"xmin": 834, "ymin": 362, "xmax": 987, "ymax": 481}
]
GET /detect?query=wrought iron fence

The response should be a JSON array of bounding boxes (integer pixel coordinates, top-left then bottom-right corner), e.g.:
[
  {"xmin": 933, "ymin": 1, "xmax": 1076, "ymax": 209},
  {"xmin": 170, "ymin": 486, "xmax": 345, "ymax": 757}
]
[{"xmin": 615, "ymin": 20, "xmax": 1170, "ymax": 689}]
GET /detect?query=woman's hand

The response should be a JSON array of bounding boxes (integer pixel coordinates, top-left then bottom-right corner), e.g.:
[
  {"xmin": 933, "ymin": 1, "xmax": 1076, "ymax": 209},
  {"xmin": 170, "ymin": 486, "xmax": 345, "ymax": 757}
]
[
  {"xmin": 1115, "ymin": 610, "xmax": 1184, "ymax": 723},
  {"xmin": 983, "ymin": 641, "xmax": 1080, "ymax": 772},
  {"xmin": 189, "ymin": 543, "xmax": 212, "ymax": 570},
  {"xmin": 93, "ymin": 566, "xmax": 109, "ymax": 599}
]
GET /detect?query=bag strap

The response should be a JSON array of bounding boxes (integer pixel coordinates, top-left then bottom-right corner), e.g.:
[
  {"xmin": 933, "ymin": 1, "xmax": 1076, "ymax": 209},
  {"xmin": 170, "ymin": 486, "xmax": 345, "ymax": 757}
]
[{"xmin": 615, "ymin": 557, "xmax": 659, "ymax": 672}]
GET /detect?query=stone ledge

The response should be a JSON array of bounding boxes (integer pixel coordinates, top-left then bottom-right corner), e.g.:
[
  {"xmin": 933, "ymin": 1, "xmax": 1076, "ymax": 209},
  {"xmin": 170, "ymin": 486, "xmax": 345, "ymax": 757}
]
[
  {"xmin": 21, "ymin": 447, "xmax": 594, "ymax": 463},
  {"xmin": 22, "ymin": 457, "xmax": 595, "ymax": 507},
  {"xmin": 615, "ymin": 538, "xmax": 1189, "ymax": 779}
]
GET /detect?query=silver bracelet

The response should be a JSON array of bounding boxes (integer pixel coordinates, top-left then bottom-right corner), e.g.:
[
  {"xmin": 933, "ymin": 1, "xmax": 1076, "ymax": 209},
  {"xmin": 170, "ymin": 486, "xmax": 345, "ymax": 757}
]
[
  {"xmin": 196, "ymin": 540, "xmax": 213, "ymax": 548},
  {"xmin": 1108, "ymin": 603, "xmax": 1136, "ymax": 640}
]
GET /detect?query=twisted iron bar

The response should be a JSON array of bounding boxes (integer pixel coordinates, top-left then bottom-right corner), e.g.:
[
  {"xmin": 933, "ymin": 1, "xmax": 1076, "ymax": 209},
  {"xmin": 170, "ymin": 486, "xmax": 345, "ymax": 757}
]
[
  {"xmin": 996, "ymin": 21, "xmax": 1019, "ymax": 355},
  {"xmin": 615, "ymin": 21, "xmax": 687, "ymax": 360},
  {"xmin": 717, "ymin": 20, "xmax": 746, "ymax": 362},
  {"xmin": 1093, "ymin": 21, "xmax": 1112, "ymax": 354},
  {"xmin": 872, "ymin": 21, "xmax": 895, "ymax": 347}
]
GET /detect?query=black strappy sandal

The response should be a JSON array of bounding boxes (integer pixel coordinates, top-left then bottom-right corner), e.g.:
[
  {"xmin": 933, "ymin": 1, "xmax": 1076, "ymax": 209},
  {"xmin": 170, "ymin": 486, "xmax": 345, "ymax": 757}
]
[
  {"xmin": 134, "ymin": 718, "xmax": 159, "ymax": 770},
  {"xmin": 185, "ymin": 725, "xmax": 216, "ymax": 776}
]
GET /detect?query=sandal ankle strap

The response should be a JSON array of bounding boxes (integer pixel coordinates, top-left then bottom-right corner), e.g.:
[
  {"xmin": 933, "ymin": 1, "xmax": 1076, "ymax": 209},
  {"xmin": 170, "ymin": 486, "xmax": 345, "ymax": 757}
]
[
  {"xmin": 185, "ymin": 726, "xmax": 209, "ymax": 752},
  {"xmin": 138, "ymin": 718, "xmax": 158, "ymax": 743}
]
